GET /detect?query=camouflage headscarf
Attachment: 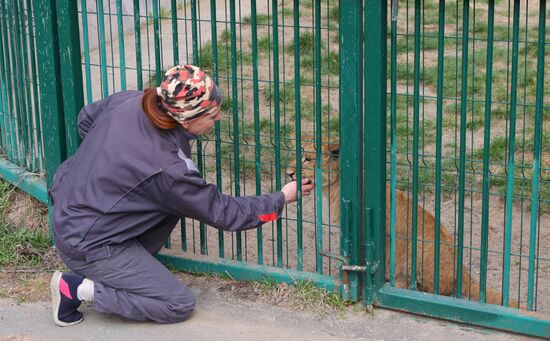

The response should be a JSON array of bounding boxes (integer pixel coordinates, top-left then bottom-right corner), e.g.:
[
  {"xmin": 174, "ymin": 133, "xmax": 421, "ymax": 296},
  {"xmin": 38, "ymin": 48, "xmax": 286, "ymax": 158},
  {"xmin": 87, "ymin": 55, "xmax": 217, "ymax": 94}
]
[{"xmin": 157, "ymin": 65, "xmax": 222, "ymax": 123}]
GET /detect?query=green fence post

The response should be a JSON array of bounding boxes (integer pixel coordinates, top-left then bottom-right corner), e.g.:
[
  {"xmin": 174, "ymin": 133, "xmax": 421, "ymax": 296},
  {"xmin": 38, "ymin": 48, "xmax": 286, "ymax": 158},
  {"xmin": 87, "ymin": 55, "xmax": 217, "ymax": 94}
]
[
  {"xmin": 56, "ymin": 0, "xmax": 84, "ymax": 154},
  {"xmin": 34, "ymin": 0, "xmax": 67, "ymax": 240},
  {"xmin": 339, "ymin": 0, "xmax": 363, "ymax": 302},
  {"xmin": 34, "ymin": 0, "xmax": 66, "ymax": 188},
  {"xmin": 363, "ymin": 0, "xmax": 387, "ymax": 305}
]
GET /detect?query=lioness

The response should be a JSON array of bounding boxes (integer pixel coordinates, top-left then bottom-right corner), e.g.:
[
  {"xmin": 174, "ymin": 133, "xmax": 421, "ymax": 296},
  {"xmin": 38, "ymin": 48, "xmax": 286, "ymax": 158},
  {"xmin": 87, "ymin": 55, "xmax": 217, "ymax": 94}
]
[{"xmin": 287, "ymin": 137, "xmax": 518, "ymax": 307}]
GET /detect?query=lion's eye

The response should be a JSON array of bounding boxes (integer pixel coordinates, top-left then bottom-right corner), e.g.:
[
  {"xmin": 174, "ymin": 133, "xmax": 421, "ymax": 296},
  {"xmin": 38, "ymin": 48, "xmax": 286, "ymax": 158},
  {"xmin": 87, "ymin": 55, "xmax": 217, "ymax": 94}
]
[{"xmin": 303, "ymin": 157, "xmax": 313, "ymax": 163}]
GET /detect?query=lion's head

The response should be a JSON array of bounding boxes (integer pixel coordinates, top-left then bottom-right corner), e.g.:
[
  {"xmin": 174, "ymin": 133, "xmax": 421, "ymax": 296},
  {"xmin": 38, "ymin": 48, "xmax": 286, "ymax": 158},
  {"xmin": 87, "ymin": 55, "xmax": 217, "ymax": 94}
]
[{"xmin": 286, "ymin": 136, "xmax": 340, "ymax": 190}]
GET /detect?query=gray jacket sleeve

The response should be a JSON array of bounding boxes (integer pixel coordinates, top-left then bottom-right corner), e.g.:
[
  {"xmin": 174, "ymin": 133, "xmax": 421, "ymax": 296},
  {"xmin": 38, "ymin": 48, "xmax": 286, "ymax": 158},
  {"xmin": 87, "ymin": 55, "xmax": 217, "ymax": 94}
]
[
  {"xmin": 77, "ymin": 95, "xmax": 115, "ymax": 140},
  {"xmin": 161, "ymin": 168, "xmax": 285, "ymax": 232}
]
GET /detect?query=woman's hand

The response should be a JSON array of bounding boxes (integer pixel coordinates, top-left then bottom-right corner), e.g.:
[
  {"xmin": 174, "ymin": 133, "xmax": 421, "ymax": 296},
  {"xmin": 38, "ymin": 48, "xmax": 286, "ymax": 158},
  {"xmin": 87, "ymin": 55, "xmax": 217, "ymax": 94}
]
[{"xmin": 281, "ymin": 179, "xmax": 315, "ymax": 204}]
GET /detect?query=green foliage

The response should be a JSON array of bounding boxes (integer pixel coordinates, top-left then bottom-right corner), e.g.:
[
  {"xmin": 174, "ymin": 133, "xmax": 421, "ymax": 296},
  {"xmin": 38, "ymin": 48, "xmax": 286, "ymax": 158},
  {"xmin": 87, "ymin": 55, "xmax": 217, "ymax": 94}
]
[
  {"xmin": 0, "ymin": 180, "xmax": 49, "ymax": 268},
  {"xmin": 285, "ymin": 32, "xmax": 318, "ymax": 55},
  {"xmin": 0, "ymin": 222, "xmax": 50, "ymax": 267},
  {"xmin": 198, "ymin": 42, "xmax": 253, "ymax": 74},
  {"xmin": 242, "ymin": 14, "xmax": 271, "ymax": 25}
]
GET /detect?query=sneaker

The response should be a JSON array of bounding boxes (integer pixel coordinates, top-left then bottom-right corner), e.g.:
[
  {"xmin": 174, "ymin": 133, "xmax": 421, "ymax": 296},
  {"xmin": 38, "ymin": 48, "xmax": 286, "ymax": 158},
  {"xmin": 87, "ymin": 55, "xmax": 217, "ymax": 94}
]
[{"xmin": 50, "ymin": 271, "xmax": 84, "ymax": 326}]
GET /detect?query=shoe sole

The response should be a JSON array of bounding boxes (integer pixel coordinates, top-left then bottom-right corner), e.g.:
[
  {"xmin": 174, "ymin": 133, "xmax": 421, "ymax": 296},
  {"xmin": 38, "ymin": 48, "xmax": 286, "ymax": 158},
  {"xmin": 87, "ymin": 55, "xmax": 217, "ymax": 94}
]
[{"xmin": 50, "ymin": 271, "xmax": 83, "ymax": 327}]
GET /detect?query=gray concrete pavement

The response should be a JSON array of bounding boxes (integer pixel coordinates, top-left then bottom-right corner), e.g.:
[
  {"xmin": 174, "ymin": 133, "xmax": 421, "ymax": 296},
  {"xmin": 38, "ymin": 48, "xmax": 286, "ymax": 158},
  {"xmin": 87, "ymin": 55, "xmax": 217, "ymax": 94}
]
[{"xmin": 0, "ymin": 285, "xmax": 526, "ymax": 341}]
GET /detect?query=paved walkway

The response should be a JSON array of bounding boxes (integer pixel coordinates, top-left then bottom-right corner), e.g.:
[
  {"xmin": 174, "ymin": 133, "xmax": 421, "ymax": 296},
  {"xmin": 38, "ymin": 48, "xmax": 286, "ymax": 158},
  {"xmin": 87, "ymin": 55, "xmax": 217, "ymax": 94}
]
[{"xmin": 0, "ymin": 285, "xmax": 528, "ymax": 341}]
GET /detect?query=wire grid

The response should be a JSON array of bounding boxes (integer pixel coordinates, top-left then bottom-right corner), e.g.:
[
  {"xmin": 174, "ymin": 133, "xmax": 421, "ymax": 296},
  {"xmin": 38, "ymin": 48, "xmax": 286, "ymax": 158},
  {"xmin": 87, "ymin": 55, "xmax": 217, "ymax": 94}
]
[
  {"xmin": 388, "ymin": 0, "xmax": 549, "ymax": 312},
  {"xmin": 78, "ymin": 0, "xmax": 341, "ymax": 277},
  {"xmin": 0, "ymin": 0, "xmax": 45, "ymax": 176}
]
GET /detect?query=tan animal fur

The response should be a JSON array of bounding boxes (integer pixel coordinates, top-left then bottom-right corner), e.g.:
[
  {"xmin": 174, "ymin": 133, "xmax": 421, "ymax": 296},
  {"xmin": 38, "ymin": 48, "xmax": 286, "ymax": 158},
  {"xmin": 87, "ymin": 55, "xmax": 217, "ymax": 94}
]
[{"xmin": 287, "ymin": 137, "xmax": 518, "ymax": 307}]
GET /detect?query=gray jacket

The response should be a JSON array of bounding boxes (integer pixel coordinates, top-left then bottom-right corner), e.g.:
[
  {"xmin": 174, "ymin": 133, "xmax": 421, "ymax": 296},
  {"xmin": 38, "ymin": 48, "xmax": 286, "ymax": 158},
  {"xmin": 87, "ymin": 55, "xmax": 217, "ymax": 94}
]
[{"xmin": 49, "ymin": 90, "xmax": 284, "ymax": 256}]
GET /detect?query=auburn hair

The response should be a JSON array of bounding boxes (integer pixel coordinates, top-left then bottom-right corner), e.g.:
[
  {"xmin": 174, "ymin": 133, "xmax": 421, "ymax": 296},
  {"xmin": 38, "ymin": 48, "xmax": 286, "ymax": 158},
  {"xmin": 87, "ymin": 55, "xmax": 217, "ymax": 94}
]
[{"xmin": 141, "ymin": 88, "xmax": 178, "ymax": 130}]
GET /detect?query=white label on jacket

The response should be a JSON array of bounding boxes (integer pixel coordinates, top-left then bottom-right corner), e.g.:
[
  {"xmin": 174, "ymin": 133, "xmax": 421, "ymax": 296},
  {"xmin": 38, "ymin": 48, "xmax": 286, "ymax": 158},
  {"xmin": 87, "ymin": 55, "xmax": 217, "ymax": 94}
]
[{"xmin": 178, "ymin": 148, "xmax": 200, "ymax": 174}]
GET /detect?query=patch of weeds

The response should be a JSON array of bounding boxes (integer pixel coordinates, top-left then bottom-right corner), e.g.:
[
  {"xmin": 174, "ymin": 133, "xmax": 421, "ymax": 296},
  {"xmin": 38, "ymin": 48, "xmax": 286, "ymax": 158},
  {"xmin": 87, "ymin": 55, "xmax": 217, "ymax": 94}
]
[
  {"xmin": 472, "ymin": 135, "xmax": 508, "ymax": 163},
  {"xmin": 293, "ymin": 100, "xmax": 337, "ymax": 127},
  {"xmin": 285, "ymin": 32, "xmax": 318, "ymax": 55},
  {"xmin": 257, "ymin": 36, "xmax": 272, "ymax": 53},
  {"xmin": 280, "ymin": 8, "xmax": 294, "ymax": 18},
  {"xmin": 219, "ymin": 29, "xmax": 232, "ymax": 43},
  {"xmin": 198, "ymin": 42, "xmax": 253, "ymax": 74},
  {"xmin": 299, "ymin": 0, "xmax": 314, "ymax": 9},
  {"xmin": 260, "ymin": 82, "xmax": 296, "ymax": 105},
  {"xmin": 300, "ymin": 50, "xmax": 339, "ymax": 75},
  {"xmin": 0, "ymin": 180, "xmax": 14, "ymax": 211},
  {"xmin": 328, "ymin": 5, "xmax": 339, "ymax": 23},
  {"xmin": 395, "ymin": 35, "xmax": 438, "ymax": 55},
  {"xmin": 242, "ymin": 14, "xmax": 271, "ymax": 25},
  {"xmin": 293, "ymin": 280, "xmax": 345, "ymax": 312},
  {"xmin": 392, "ymin": 113, "xmax": 437, "ymax": 150},
  {"xmin": 0, "ymin": 222, "xmax": 50, "ymax": 268},
  {"xmin": 322, "ymin": 117, "xmax": 340, "ymax": 133}
]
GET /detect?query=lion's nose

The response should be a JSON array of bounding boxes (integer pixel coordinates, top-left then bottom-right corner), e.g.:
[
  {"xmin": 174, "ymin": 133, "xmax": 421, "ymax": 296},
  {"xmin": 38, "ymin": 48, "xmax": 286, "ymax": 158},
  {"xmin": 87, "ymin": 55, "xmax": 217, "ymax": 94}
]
[{"xmin": 287, "ymin": 171, "xmax": 295, "ymax": 180}]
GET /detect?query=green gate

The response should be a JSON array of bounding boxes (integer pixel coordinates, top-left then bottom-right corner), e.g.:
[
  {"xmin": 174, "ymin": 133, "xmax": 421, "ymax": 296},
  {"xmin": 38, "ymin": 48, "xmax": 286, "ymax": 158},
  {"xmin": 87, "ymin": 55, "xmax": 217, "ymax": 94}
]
[{"xmin": 0, "ymin": 0, "xmax": 549, "ymax": 337}]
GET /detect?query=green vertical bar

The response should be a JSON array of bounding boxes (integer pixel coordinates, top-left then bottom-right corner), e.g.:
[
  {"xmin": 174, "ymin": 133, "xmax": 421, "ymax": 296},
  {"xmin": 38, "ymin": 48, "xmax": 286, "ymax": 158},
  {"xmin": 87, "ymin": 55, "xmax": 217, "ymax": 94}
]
[
  {"xmin": 181, "ymin": 217, "xmax": 187, "ymax": 252},
  {"xmin": 294, "ymin": 0, "xmax": 303, "ymax": 272},
  {"xmin": 527, "ymin": 0, "xmax": 546, "ymax": 311},
  {"xmin": 96, "ymin": 0, "xmax": 108, "ymax": 97},
  {"xmin": 479, "ymin": 0, "xmax": 495, "ymax": 304},
  {"xmin": 433, "ymin": 0, "xmax": 445, "ymax": 295},
  {"xmin": 171, "ymin": 0, "xmax": 179, "ymax": 64},
  {"xmin": 502, "ymin": 0, "xmax": 520, "ymax": 308},
  {"xmin": 16, "ymin": 0, "xmax": 32, "ymax": 169},
  {"xmin": 209, "ymin": 0, "xmax": 224, "ymax": 259},
  {"xmin": 7, "ymin": 0, "xmax": 19, "ymax": 163},
  {"xmin": 35, "ymin": 0, "xmax": 66, "ymax": 187},
  {"xmin": 152, "ymin": 0, "xmax": 161, "ymax": 84},
  {"xmin": 0, "ymin": 0, "xmax": 10, "ymax": 156},
  {"xmin": 272, "ymin": 0, "xmax": 282, "ymax": 268},
  {"xmin": 190, "ymin": 0, "xmax": 207, "ymax": 256},
  {"xmin": 250, "ymin": 0, "xmax": 262, "ymax": 264},
  {"xmin": 115, "ymin": 0, "xmax": 126, "ymax": 90},
  {"xmin": 8, "ymin": 0, "xmax": 24, "ymax": 165},
  {"xmin": 27, "ymin": 0, "xmax": 43, "ymax": 171},
  {"xmin": 56, "ymin": 0, "xmax": 84, "ymax": 156},
  {"xmin": 363, "ymin": 0, "xmax": 387, "ymax": 303},
  {"xmin": 81, "ymin": 0, "xmax": 93, "ymax": 104},
  {"xmin": 339, "ymin": 0, "xmax": 362, "ymax": 301},
  {"xmin": 389, "ymin": 0, "xmax": 398, "ymax": 287},
  {"xmin": 410, "ymin": 0, "xmax": 421, "ymax": 290},
  {"xmin": 313, "ymin": 0, "xmax": 323, "ymax": 274},
  {"xmin": 0, "ymin": 0, "xmax": 15, "ymax": 160},
  {"xmin": 456, "ymin": 0, "xmax": 470, "ymax": 299},
  {"xmin": 133, "ymin": 0, "xmax": 143, "ymax": 89}
]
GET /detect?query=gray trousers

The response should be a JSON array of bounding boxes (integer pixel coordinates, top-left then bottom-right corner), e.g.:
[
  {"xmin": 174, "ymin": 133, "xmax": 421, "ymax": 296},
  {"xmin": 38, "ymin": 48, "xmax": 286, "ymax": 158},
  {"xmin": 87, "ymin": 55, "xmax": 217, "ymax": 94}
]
[{"xmin": 57, "ymin": 217, "xmax": 196, "ymax": 324}]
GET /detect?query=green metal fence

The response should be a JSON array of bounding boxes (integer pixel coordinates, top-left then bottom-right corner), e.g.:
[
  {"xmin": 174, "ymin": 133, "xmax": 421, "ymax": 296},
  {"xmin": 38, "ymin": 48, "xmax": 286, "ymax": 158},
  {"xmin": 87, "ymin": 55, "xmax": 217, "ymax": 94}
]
[{"xmin": 1, "ymin": 0, "xmax": 550, "ymax": 337}]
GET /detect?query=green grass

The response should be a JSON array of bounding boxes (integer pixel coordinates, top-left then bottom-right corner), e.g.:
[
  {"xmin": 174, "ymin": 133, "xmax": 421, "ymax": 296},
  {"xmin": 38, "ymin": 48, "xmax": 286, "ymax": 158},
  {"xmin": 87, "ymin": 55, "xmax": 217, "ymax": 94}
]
[
  {"xmin": 472, "ymin": 135, "xmax": 508, "ymax": 162},
  {"xmin": 219, "ymin": 29, "xmax": 231, "ymax": 43},
  {"xmin": 0, "ymin": 223, "xmax": 50, "ymax": 267},
  {"xmin": 255, "ymin": 278, "xmax": 345, "ymax": 314},
  {"xmin": 285, "ymin": 32, "xmax": 318, "ymax": 55},
  {"xmin": 260, "ymin": 82, "xmax": 296, "ymax": 105},
  {"xmin": 328, "ymin": 6, "xmax": 339, "ymax": 23},
  {"xmin": 242, "ymin": 14, "xmax": 272, "ymax": 25},
  {"xmin": 0, "ymin": 180, "xmax": 50, "ymax": 268},
  {"xmin": 257, "ymin": 36, "xmax": 272, "ymax": 53},
  {"xmin": 198, "ymin": 42, "xmax": 253, "ymax": 74},
  {"xmin": 300, "ymin": 50, "xmax": 339, "ymax": 75}
]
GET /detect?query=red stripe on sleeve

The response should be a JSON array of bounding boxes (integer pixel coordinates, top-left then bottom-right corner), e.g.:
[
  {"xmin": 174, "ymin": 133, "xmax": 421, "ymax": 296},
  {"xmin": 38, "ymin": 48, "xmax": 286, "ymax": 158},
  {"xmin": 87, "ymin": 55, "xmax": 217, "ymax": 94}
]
[{"xmin": 258, "ymin": 212, "xmax": 278, "ymax": 222}]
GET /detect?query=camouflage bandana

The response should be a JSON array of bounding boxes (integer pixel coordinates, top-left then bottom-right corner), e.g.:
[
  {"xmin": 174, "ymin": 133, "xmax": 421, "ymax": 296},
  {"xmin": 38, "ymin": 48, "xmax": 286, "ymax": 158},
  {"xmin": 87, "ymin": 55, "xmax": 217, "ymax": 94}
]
[{"xmin": 157, "ymin": 65, "xmax": 222, "ymax": 123}]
